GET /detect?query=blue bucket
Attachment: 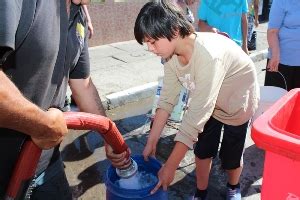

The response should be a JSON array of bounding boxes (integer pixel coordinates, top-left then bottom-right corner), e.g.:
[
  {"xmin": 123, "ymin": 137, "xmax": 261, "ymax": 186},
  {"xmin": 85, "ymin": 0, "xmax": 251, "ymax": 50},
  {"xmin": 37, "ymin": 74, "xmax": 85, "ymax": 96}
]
[{"xmin": 105, "ymin": 155, "xmax": 168, "ymax": 200}]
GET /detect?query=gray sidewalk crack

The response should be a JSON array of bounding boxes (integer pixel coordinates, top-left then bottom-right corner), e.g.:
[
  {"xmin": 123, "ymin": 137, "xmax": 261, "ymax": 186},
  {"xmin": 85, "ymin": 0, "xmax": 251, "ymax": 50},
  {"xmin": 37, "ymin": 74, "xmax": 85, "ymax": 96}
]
[{"xmin": 111, "ymin": 55, "xmax": 127, "ymax": 63}]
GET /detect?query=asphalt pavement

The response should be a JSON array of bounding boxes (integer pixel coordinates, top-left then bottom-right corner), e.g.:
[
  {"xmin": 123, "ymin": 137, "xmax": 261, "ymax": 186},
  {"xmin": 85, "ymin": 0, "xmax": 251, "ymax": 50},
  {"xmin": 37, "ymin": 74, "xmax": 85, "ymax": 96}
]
[{"xmin": 61, "ymin": 23, "xmax": 270, "ymax": 200}]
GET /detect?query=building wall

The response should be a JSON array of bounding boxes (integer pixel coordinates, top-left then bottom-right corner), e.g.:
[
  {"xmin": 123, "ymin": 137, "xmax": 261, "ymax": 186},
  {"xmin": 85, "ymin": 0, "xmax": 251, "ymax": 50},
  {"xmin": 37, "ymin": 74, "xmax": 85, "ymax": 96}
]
[{"xmin": 87, "ymin": 0, "xmax": 200, "ymax": 47}]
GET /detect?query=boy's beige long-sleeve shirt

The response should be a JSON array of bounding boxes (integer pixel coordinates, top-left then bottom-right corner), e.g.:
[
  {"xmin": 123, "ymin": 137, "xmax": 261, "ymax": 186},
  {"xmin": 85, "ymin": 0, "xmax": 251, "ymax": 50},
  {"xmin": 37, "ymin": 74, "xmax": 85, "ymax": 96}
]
[{"xmin": 157, "ymin": 32, "xmax": 260, "ymax": 149}]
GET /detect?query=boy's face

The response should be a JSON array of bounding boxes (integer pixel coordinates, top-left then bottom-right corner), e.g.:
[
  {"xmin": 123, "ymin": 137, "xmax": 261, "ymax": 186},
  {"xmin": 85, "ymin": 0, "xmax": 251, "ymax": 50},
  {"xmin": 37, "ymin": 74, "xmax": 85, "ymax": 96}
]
[{"xmin": 144, "ymin": 37, "xmax": 176, "ymax": 59}]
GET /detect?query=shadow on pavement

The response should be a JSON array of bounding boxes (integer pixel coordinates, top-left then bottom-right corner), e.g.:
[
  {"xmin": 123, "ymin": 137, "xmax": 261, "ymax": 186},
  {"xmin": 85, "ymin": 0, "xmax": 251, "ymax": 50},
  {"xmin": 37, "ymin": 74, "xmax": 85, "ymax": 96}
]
[
  {"xmin": 62, "ymin": 131, "xmax": 104, "ymax": 162},
  {"xmin": 69, "ymin": 159, "xmax": 110, "ymax": 198},
  {"xmin": 241, "ymin": 144, "xmax": 265, "ymax": 197},
  {"xmin": 114, "ymin": 113, "xmax": 151, "ymax": 134}
]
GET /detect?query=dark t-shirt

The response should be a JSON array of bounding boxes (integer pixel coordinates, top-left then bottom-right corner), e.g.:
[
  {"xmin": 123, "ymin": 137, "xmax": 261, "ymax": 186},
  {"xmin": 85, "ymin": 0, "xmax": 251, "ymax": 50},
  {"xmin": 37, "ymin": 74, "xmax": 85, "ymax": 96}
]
[
  {"xmin": 67, "ymin": 4, "xmax": 90, "ymax": 80},
  {"xmin": 50, "ymin": 4, "xmax": 91, "ymax": 110},
  {"xmin": 0, "ymin": 0, "xmax": 83, "ymax": 195}
]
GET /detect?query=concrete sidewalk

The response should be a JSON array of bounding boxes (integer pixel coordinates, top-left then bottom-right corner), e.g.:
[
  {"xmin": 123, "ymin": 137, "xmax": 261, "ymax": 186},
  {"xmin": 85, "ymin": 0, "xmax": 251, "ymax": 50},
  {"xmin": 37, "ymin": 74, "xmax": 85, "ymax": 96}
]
[{"xmin": 86, "ymin": 23, "xmax": 268, "ymax": 110}]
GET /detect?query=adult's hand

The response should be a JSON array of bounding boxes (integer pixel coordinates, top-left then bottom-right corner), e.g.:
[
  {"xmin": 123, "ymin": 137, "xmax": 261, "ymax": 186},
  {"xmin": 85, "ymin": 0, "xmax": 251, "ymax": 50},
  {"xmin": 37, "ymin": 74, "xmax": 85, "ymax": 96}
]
[
  {"xmin": 31, "ymin": 108, "xmax": 68, "ymax": 149},
  {"xmin": 267, "ymin": 55, "xmax": 280, "ymax": 72},
  {"xmin": 87, "ymin": 20, "xmax": 94, "ymax": 39},
  {"xmin": 105, "ymin": 143, "xmax": 131, "ymax": 169},
  {"xmin": 82, "ymin": 5, "xmax": 94, "ymax": 39}
]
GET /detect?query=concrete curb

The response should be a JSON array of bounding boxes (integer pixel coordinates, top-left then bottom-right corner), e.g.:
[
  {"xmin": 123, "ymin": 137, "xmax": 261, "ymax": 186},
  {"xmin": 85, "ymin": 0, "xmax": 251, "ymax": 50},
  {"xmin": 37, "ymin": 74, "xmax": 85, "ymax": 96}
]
[
  {"xmin": 250, "ymin": 49, "xmax": 268, "ymax": 63},
  {"xmin": 106, "ymin": 82, "xmax": 158, "ymax": 109},
  {"xmin": 105, "ymin": 49, "xmax": 268, "ymax": 109}
]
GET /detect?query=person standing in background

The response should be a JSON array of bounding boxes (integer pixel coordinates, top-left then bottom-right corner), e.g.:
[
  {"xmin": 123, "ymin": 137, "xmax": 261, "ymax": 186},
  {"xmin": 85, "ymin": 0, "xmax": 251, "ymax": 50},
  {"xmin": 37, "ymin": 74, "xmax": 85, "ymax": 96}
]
[
  {"xmin": 175, "ymin": 0, "xmax": 196, "ymax": 24},
  {"xmin": 264, "ymin": 0, "xmax": 300, "ymax": 91},
  {"xmin": 247, "ymin": 0, "xmax": 259, "ymax": 51},
  {"xmin": 197, "ymin": 0, "xmax": 249, "ymax": 54}
]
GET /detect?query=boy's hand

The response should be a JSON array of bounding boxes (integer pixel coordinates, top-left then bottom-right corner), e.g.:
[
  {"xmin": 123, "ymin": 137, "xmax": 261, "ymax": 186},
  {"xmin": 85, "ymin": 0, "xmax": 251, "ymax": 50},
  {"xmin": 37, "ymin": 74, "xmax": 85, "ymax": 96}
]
[
  {"xmin": 150, "ymin": 141, "xmax": 188, "ymax": 194},
  {"xmin": 143, "ymin": 136, "xmax": 159, "ymax": 161},
  {"xmin": 105, "ymin": 143, "xmax": 131, "ymax": 169},
  {"xmin": 150, "ymin": 164, "xmax": 176, "ymax": 194}
]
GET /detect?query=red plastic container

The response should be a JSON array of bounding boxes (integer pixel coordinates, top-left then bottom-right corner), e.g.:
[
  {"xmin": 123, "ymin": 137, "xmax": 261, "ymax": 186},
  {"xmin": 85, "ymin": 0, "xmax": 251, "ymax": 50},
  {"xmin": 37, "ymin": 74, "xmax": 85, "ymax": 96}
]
[{"xmin": 251, "ymin": 88, "xmax": 300, "ymax": 200}]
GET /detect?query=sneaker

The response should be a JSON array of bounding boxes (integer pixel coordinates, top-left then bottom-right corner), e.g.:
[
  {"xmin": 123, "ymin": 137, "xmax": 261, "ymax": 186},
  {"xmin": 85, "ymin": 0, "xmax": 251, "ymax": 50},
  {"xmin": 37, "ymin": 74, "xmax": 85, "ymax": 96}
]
[{"xmin": 226, "ymin": 187, "xmax": 241, "ymax": 200}]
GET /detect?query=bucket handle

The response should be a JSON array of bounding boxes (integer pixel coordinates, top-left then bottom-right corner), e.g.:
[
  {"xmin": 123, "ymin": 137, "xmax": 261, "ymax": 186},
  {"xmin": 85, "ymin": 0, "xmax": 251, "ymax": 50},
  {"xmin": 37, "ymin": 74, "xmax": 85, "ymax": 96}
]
[{"xmin": 262, "ymin": 69, "xmax": 288, "ymax": 91}]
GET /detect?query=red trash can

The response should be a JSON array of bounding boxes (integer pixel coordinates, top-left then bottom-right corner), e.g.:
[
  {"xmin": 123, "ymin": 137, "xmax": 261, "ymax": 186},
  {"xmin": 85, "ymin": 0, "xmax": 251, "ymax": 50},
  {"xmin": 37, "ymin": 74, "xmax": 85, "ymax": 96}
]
[{"xmin": 251, "ymin": 88, "xmax": 300, "ymax": 200}]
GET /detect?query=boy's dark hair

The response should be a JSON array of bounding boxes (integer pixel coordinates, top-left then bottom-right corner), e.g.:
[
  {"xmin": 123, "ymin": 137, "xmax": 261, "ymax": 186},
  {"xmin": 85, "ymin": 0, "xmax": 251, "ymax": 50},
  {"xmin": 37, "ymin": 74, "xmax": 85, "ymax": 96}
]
[{"xmin": 134, "ymin": 0, "xmax": 195, "ymax": 45}]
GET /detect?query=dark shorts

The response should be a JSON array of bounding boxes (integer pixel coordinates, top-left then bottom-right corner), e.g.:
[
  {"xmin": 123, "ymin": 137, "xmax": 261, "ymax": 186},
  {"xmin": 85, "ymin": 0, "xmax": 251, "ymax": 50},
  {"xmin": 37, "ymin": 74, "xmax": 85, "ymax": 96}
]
[
  {"xmin": 194, "ymin": 117, "xmax": 249, "ymax": 170},
  {"xmin": 264, "ymin": 59, "xmax": 300, "ymax": 91}
]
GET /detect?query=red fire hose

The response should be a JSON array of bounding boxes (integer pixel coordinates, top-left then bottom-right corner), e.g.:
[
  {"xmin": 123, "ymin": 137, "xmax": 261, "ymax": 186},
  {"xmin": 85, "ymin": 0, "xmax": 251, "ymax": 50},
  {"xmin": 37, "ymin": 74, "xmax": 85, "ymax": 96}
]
[{"xmin": 5, "ymin": 112, "xmax": 129, "ymax": 200}]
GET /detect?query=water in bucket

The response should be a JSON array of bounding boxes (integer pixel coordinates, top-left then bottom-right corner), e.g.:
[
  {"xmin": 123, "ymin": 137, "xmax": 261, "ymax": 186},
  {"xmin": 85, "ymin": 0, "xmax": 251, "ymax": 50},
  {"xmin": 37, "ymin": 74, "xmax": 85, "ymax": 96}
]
[
  {"xmin": 116, "ymin": 170, "xmax": 158, "ymax": 190},
  {"xmin": 105, "ymin": 155, "xmax": 168, "ymax": 200}
]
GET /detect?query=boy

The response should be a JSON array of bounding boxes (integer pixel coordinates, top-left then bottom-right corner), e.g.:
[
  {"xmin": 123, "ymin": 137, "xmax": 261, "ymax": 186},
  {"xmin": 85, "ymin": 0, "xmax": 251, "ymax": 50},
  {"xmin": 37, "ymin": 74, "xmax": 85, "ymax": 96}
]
[{"xmin": 134, "ymin": 1, "xmax": 259, "ymax": 200}]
